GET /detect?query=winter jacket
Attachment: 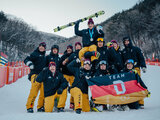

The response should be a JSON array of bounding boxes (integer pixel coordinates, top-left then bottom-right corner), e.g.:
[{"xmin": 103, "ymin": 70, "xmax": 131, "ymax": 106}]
[
  {"xmin": 36, "ymin": 67, "xmax": 68, "ymax": 97},
  {"xmin": 94, "ymin": 69, "xmax": 110, "ymax": 77},
  {"xmin": 24, "ymin": 48, "xmax": 46, "ymax": 80},
  {"xmin": 122, "ymin": 38, "xmax": 146, "ymax": 68},
  {"xmin": 46, "ymin": 52, "xmax": 60, "ymax": 70},
  {"xmin": 68, "ymin": 49, "xmax": 80, "ymax": 63},
  {"xmin": 59, "ymin": 51, "xmax": 74, "ymax": 76},
  {"xmin": 114, "ymin": 46, "xmax": 124, "ymax": 72},
  {"xmin": 75, "ymin": 22, "xmax": 104, "ymax": 47},
  {"xmin": 67, "ymin": 60, "xmax": 93, "ymax": 94}
]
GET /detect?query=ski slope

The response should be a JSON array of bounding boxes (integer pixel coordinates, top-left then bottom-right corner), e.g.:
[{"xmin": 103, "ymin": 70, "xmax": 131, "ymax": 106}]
[{"xmin": 0, "ymin": 65, "xmax": 160, "ymax": 120}]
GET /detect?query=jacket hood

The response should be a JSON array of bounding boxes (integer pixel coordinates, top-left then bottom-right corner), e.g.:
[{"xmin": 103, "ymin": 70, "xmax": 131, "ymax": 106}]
[{"xmin": 122, "ymin": 36, "xmax": 133, "ymax": 48}]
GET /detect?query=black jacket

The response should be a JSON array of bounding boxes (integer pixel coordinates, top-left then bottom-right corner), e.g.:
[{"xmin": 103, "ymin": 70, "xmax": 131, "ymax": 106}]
[
  {"xmin": 94, "ymin": 69, "xmax": 110, "ymax": 77},
  {"xmin": 59, "ymin": 51, "xmax": 74, "ymax": 76},
  {"xmin": 36, "ymin": 68, "xmax": 68, "ymax": 97},
  {"xmin": 68, "ymin": 49, "xmax": 80, "ymax": 63},
  {"xmin": 75, "ymin": 22, "xmax": 104, "ymax": 47},
  {"xmin": 46, "ymin": 52, "xmax": 60, "ymax": 70},
  {"xmin": 84, "ymin": 46, "xmax": 109, "ymax": 69},
  {"xmin": 122, "ymin": 38, "xmax": 146, "ymax": 68},
  {"xmin": 114, "ymin": 46, "xmax": 124, "ymax": 72},
  {"xmin": 24, "ymin": 48, "xmax": 46, "ymax": 80},
  {"xmin": 67, "ymin": 60, "xmax": 93, "ymax": 94}
]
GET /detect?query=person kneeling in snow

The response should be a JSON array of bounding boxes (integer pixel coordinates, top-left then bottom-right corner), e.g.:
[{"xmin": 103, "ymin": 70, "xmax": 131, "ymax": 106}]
[
  {"xmin": 36, "ymin": 62, "xmax": 68, "ymax": 112},
  {"xmin": 119, "ymin": 59, "xmax": 149, "ymax": 110},
  {"xmin": 67, "ymin": 59, "xmax": 93, "ymax": 114}
]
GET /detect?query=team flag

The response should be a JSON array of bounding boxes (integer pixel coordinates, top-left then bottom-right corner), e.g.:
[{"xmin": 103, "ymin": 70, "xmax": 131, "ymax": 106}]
[{"xmin": 87, "ymin": 72, "xmax": 148, "ymax": 105}]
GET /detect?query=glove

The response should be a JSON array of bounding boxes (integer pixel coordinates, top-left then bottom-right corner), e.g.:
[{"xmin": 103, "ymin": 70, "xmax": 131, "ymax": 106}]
[
  {"xmin": 76, "ymin": 58, "xmax": 81, "ymax": 63},
  {"xmin": 142, "ymin": 67, "xmax": 146, "ymax": 73},
  {"xmin": 96, "ymin": 25, "xmax": 103, "ymax": 31},
  {"xmin": 30, "ymin": 65, "xmax": 34, "ymax": 69},
  {"xmin": 147, "ymin": 91, "xmax": 151, "ymax": 97},
  {"xmin": 57, "ymin": 88, "xmax": 63, "ymax": 94},
  {"xmin": 95, "ymin": 51, "xmax": 100, "ymax": 58}
]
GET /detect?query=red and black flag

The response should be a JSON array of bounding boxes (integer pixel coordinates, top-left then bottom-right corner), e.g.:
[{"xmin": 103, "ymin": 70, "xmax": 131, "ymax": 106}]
[{"xmin": 87, "ymin": 72, "xmax": 148, "ymax": 105}]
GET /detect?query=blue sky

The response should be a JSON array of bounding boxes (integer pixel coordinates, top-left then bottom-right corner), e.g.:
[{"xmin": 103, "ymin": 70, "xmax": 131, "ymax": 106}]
[{"xmin": 0, "ymin": 0, "xmax": 140, "ymax": 37}]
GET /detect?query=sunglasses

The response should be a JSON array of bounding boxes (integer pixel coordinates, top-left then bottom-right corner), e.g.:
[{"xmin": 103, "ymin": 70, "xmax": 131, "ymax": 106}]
[{"xmin": 97, "ymin": 38, "xmax": 104, "ymax": 42}]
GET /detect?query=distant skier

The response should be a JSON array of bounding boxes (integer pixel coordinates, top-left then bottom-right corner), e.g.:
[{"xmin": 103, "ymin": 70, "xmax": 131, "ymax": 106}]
[
  {"xmin": 122, "ymin": 36, "xmax": 147, "ymax": 108},
  {"xmin": 75, "ymin": 18, "xmax": 104, "ymax": 66},
  {"xmin": 36, "ymin": 62, "xmax": 68, "ymax": 112},
  {"xmin": 24, "ymin": 42, "xmax": 46, "ymax": 113}
]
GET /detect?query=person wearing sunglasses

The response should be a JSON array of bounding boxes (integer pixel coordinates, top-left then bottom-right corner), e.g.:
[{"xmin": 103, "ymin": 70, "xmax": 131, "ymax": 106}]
[
  {"xmin": 35, "ymin": 62, "xmax": 68, "ymax": 112},
  {"xmin": 122, "ymin": 36, "xmax": 147, "ymax": 108},
  {"xmin": 75, "ymin": 18, "xmax": 104, "ymax": 66},
  {"xmin": 24, "ymin": 42, "xmax": 47, "ymax": 113},
  {"xmin": 67, "ymin": 59, "xmax": 93, "ymax": 114}
]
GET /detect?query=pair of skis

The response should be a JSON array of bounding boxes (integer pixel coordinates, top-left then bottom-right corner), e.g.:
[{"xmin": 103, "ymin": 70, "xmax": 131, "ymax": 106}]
[{"xmin": 53, "ymin": 10, "xmax": 105, "ymax": 32}]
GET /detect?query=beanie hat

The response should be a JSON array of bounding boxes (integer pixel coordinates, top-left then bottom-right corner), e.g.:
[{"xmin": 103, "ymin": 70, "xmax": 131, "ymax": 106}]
[
  {"xmin": 49, "ymin": 62, "xmax": 56, "ymax": 67},
  {"xmin": 39, "ymin": 42, "xmax": 46, "ymax": 49},
  {"xmin": 75, "ymin": 42, "xmax": 82, "ymax": 47},
  {"xmin": 88, "ymin": 18, "xmax": 94, "ymax": 24},
  {"xmin": 67, "ymin": 45, "xmax": 73, "ymax": 50},
  {"xmin": 51, "ymin": 45, "xmax": 59, "ymax": 51},
  {"xmin": 111, "ymin": 40, "xmax": 118, "ymax": 44}
]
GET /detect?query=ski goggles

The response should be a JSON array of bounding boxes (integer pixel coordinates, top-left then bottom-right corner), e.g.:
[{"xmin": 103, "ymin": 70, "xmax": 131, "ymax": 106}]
[
  {"xmin": 84, "ymin": 60, "xmax": 91, "ymax": 65},
  {"xmin": 126, "ymin": 59, "xmax": 134, "ymax": 64},
  {"xmin": 99, "ymin": 60, "xmax": 107, "ymax": 65},
  {"xmin": 97, "ymin": 38, "xmax": 104, "ymax": 42}
]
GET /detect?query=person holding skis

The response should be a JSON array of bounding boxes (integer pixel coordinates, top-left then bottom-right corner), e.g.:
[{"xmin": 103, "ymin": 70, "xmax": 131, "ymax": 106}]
[
  {"xmin": 75, "ymin": 18, "xmax": 104, "ymax": 66},
  {"xmin": 67, "ymin": 59, "xmax": 93, "ymax": 114},
  {"xmin": 46, "ymin": 45, "xmax": 60, "ymax": 70},
  {"xmin": 24, "ymin": 42, "xmax": 46, "ymax": 113},
  {"xmin": 122, "ymin": 36, "xmax": 147, "ymax": 108},
  {"xmin": 36, "ymin": 62, "xmax": 68, "ymax": 112}
]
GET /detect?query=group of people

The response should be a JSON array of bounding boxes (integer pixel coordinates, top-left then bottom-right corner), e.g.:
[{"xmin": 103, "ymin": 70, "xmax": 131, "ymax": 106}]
[{"xmin": 24, "ymin": 18, "xmax": 147, "ymax": 114}]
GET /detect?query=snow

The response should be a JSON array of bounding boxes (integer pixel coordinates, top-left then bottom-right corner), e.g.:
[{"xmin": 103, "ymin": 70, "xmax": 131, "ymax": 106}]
[{"xmin": 0, "ymin": 65, "xmax": 160, "ymax": 120}]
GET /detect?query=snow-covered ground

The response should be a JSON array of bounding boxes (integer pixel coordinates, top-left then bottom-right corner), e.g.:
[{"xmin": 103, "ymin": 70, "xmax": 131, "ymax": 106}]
[{"xmin": 0, "ymin": 65, "xmax": 160, "ymax": 120}]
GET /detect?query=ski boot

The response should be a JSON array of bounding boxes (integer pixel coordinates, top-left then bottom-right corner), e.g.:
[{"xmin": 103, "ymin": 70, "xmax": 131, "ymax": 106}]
[
  {"xmin": 27, "ymin": 108, "xmax": 34, "ymax": 113},
  {"xmin": 108, "ymin": 105, "xmax": 117, "ymax": 111},
  {"xmin": 117, "ymin": 105, "xmax": 129, "ymax": 111},
  {"xmin": 57, "ymin": 108, "xmax": 64, "ymax": 112},
  {"xmin": 76, "ymin": 109, "xmax": 81, "ymax": 114},
  {"xmin": 37, "ymin": 106, "xmax": 45, "ymax": 112}
]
